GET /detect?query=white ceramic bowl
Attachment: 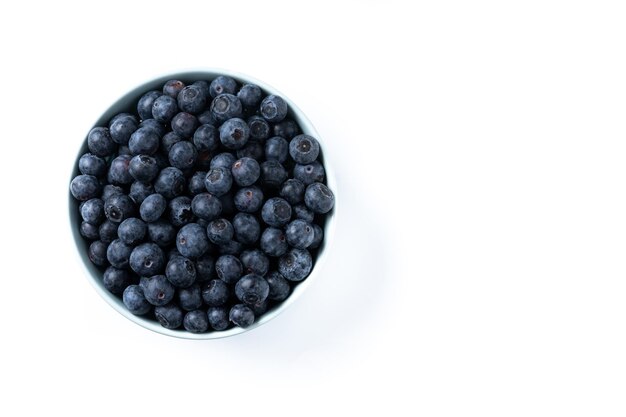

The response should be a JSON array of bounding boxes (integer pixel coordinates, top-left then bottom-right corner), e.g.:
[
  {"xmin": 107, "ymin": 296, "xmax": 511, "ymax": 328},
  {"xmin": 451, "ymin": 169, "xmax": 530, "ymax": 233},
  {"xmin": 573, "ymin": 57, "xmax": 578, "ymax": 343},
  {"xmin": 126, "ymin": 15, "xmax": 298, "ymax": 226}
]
[{"xmin": 69, "ymin": 69, "xmax": 337, "ymax": 339}]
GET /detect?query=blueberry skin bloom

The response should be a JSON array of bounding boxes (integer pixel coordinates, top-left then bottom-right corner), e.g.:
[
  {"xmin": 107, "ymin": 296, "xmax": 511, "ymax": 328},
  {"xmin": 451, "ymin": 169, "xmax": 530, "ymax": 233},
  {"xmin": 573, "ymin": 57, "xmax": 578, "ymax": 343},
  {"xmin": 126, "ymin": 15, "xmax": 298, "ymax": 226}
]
[
  {"xmin": 305, "ymin": 182, "xmax": 335, "ymax": 214},
  {"xmin": 99, "ymin": 220, "xmax": 119, "ymax": 243},
  {"xmin": 240, "ymin": 249, "xmax": 270, "ymax": 276},
  {"xmin": 293, "ymin": 203, "xmax": 315, "ymax": 223},
  {"xmin": 229, "ymin": 304, "xmax": 255, "ymax": 328},
  {"xmin": 285, "ymin": 219, "xmax": 315, "ymax": 249},
  {"xmin": 117, "ymin": 218, "xmax": 147, "ymax": 245},
  {"xmin": 142, "ymin": 275, "xmax": 176, "ymax": 306},
  {"xmin": 88, "ymin": 240, "xmax": 109, "ymax": 267},
  {"xmin": 193, "ymin": 124, "xmax": 219, "ymax": 152},
  {"xmin": 231, "ymin": 157, "xmax": 260, "ymax": 186},
  {"xmin": 176, "ymin": 223, "xmax": 210, "ymax": 259},
  {"xmin": 171, "ymin": 112, "xmax": 199, "ymax": 138},
  {"xmin": 234, "ymin": 186, "xmax": 264, "ymax": 213},
  {"xmin": 265, "ymin": 271, "xmax": 291, "ymax": 301},
  {"xmin": 129, "ymin": 243, "xmax": 165, "ymax": 276},
  {"xmin": 155, "ymin": 303, "xmax": 184, "ymax": 329},
  {"xmin": 278, "ymin": 248, "xmax": 313, "ymax": 282},
  {"xmin": 204, "ymin": 167, "xmax": 233, "ymax": 197},
  {"xmin": 219, "ymin": 118, "xmax": 250, "ymax": 150},
  {"xmin": 177, "ymin": 84, "xmax": 208, "ymax": 114},
  {"xmin": 237, "ymin": 83, "xmax": 263, "ymax": 108},
  {"xmin": 129, "ymin": 127, "xmax": 160, "ymax": 156},
  {"xmin": 123, "ymin": 285, "xmax": 151, "ymax": 315},
  {"xmin": 309, "ymin": 224, "xmax": 324, "ymax": 249},
  {"xmin": 106, "ymin": 239, "xmax": 133, "ymax": 269},
  {"xmin": 260, "ymin": 160, "xmax": 288, "ymax": 189},
  {"xmin": 207, "ymin": 218, "xmax": 234, "ymax": 245},
  {"xmin": 87, "ymin": 127, "xmax": 116, "ymax": 157},
  {"xmin": 104, "ymin": 194, "xmax": 136, "ymax": 223},
  {"xmin": 80, "ymin": 221, "xmax": 100, "ymax": 241},
  {"xmin": 210, "ymin": 152, "xmax": 237, "ymax": 170},
  {"xmin": 188, "ymin": 171, "xmax": 207, "ymax": 195},
  {"xmin": 129, "ymin": 155, "xmax": 159, "ymax": 182},
  {"xmin": 154, "ymin": 167, "xmax": 185, "ymax": 199},
  {"xmin": 210, "ymin": 75, "xmax": 238, "ymax": 97},
  {"xmin": 280, "ymin": 179, "xmax": 305, "ymax": 205},
  {"xmin": 210, "ymin": 94, "xmax": 243, "ymax": 122},
  {"xmin": 147, "ymin": 221, "xmax": 177, "ymax": 247},
  {"xmin": 195, "ymin": 254, "xmax": 215, "ymax": 282},
  {"xmin": 168, "ymin": 196, "xmax": 194, "ymax": 227},
  {"xmin": 163, "ymin": 79, "xmax": 186, "ymax": 98},
  {"xmin": 138, "ymin": 119, "xmax": 167, "ymax": 138},
  {"xmin": 260, "ymin": 95, "xmax": 288, "ymax": 123},
  {"xmin": 265, "ymin": 136, "xmax": 289, "ymax": 163},
  {"xmin": 161, "ymin": 131, "xmax": 183, "ymax": 153},
  {"xmin": 70, "ymin": 175, "xmax": 101, "ymax": 201},
  {"xmin": 294, "ymin": 161, "xmax": 325, "ymax": 185},
  {"xmin": 247, "ymin": 115, "xmax": 271, "ymax": 140},
  {"xmin": 232, "ymin": 213, "xmax": 260, "ymax": 245},
  {"xmin": 261, "ymin": 197, "xmax": 292, "ymax": 227},
  {"xmin": 289, "ymin": 134, "xmax": 320, "ymax": 164},
  {"xmin": 235, "ymin": 274, "xmax": 270, "ymax": 305},
  {"xmin": 166, "ymin": 255, "xmax": 196, "ymax": 288},
  {"xmin": 109, "ymin": 114, "xmax": 138, "ymax": 145},
  {"xmin": 103, "ymin": 266, "xmax": 134, "ymax": 295},
  {"xmin": 207, "ymin": 307, "xmax": 230, "ymax": 331},
  {"xmin": 80, "ymin": 198, "xmax": 105, "ymax": 225},
  {"xmin": 178, "ymin": 284, "xmax": 203, "ymax": 311},
  {"xmin": 202, "ymin": 279, "xmax": 230, "ymax": 307},
  {"xmin": 274, "ymin": 119, "xmax": 299, "ymax": 139},
  {"xmin": 139, "ymin": 193, "xmax": 167, "ymax": 223},
  {"xmin": 151, "ymin": 95, "xmax": 178, "ymax": 123},
  {"xmin": 260, "ymin": 227, "xmax": 289, "ymax": 257},
  {"xmin": 107, "ymin": 155, "xmax": 134, "ymax": 185},
  {"xmin": 78, "ymin": 153, "xmax": 106, "ymax": 177},
  {"xmin": 215, "ymin": 255, "xmax": 243, "ymax": 284},
  {"xmin": 184, "ymin": 310, "xmax": 209, "ymax": 333},
  {"xmin": 191, "ymin": 193, "xmax": 222, "ymax": 220},
  {"xmin": 137, "ymin": 90, "xmax": 162, "ymax": 120}
]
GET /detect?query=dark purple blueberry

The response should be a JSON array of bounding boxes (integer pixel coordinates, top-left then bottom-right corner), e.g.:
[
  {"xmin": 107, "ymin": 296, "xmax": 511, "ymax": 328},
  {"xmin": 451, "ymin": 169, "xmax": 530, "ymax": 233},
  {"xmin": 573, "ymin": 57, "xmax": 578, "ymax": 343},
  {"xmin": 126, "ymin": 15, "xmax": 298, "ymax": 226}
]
[
  {"xmin": 123, "ymin": 285, "xmax": 151, "ymax": 315},
  {"xmin": 294, "ymin": 161, "xmax": 325, "ymax": 185},
  {"xmin": 265, "ymin": 136, "xmax": 289, "ymax": 163},
  {"xmin": 289, "ymin": 134, "xmax": 320, "ymax": 164},
  {"xmin": 207, "ymin": 307, "xmax": 229, "ymax": 330},
  {"xmin": 309, "ymin": 224, "xmax": 324, "ymax": 249},
  {"xmin": 104, "ymin": 193, "xmax": 135, "ymax": 223},
  {"xmin": 210, "ymin": 75, "xmax": 238, "ymax": 97},
  {"xmin": 240, "ymin": 249, "xmax": 270, "ymax": 276},
  {"xmin": 261, "ymin": 197, "xmax": 292, "ymax": 227},
  {"xmin": 129, "ymin": 181, "xmax": 154, "ymax": 205},
  {"xmin": 183, "ymin": 310, "xmax": 209, "ymax": 333},
  {"xmin": 161, "ymin": 131, "xmax": 183, "ymax": 153},
  {"xmin": 168, "ymin": 196, "xmax": 194, "ymax": 227},
  {"xmin": 106, "ymin": 239, "xmax": 133, "ymax": 269},
  {"xmin": 193, "ymin": 124, "xmax": 219, "ymax": 152},
  {"xmin": 88, "ymin": 240, "xmax": 109, "ymax": 267},
  {"xmin": 260, "ymin": 160, "xmax": 288, "ymax": 189},
  {"xmin": 137, "ymin": 90, "xmax": 162, "ymax": 120},
  {"xmin": 138, "ymin": 119, "xmax": 166, "ymax": 138},
  {"xmin": 202, "ymin": 279, "xmax": 230, "ymax": 307},
  {"xmin": 166, "ymin": 255, "xmax": 196, "ymax": 288},
  {"xmin": 237, "ymin": 84, "xmax": 263, "ymax": 108},
  {"xmin": 215, "ymin": 254, "xmax": 242, "ymax": 285},
  {"xmin": 191, "ymin": 193, "xmax": 222, "ymax": 220},
  {"xmin": 78, "ymin": 153, "xmax": 106, "ymax": 177},
  {"xmin": 210, "ymin": 93, "xmax": 242, "ymax": 122},
  {"xmin": 154, "ymin": 167, "xmax": 185, "ymax": 199},
  {"xmin": 229, "ymin": 304, "xmax": 255, "ymax": 328},
  {"xmin": 197, "ymin": 110, "xmax": 217, "ymax": 125},
  {"xmin": 140, "ymin": 193, "xmax": 167, "ymax": 223},
  {"xmin": 103, "ymin": 267, "xmax": 134, "ymax": 295},
  {"xmin": 70, "ymin": 174, "xmax": 101, "ymax": 201},
  {"xmin": 285, "ymin": 219, "xmax": 315, "ymax": 249},
  {"xmin": 219, "ymin": 118, "xmax": 250, "ymax": 150},
  {"xmin": 236, "ymin": 141, "xmax": 265, "ymax": 161},
  {"xmin": 80, "ymin": 198, "xmax": 105, "ymax": 225},
  {"xmin": 188, "ymin": 171, "xmax": 207, "ymax": 195},
  {"xmin": 177, "ymin": 84, "xmax": 208, "ymax": 114},
  {"xmin": 129, "ymin": 243, "xmax": 165, "ymax": 276},
  {"xmin": 210, "ymin": 152, "xmax": 237, "ymax": 170},
  {"xmin": 195, "ymin": 254, "xmax": 215, "ymax": 282},
  {"xmin": 304, "ymin": 182, "xmax": 335, "ymax": 214},
  {"xmin": 143, "ymin": 275, "xmax": 176, "ymax": 306},
  {"xmin": 260, "ymin": 95, "xmax": 288, "ymax": 123},
  {"xmin": 168, "ymin": 141, "xmax": 198, "ymax": 170},
  {"xmin": 99, "ymin": 220, "xmax": 119, "ymax": 243},
  {"xmin": 155, "ymin": 303, "xmax": 184, "ymax": 329},
  {"xmin": 80, "ymin": 221, "xmax": 100, "ymax": 240},
  {"xmin": 129, "ymin": 155, "xmax": 159, "ymax": 182},
  {"xmin": 260, "ymin": 227, "xmax": 288, "ymax": 257},
  {"xmin": 110, "ymin": 114, "xmax": 138, "ymax": 145},
  {"xmin": 234, "ymin": 186, "xmax": 264, "ymax": 213},
  {"xmin": 87, "ymin": 127, "xmax": 116, "ymax": 157},
  {"xmin": 266, "ymin": 271, "xmax": 290, "ymax": 301},
  {"xmin": 207, "ymin": 218, "xmax": 234, "ymax": 245},
  {"xmin": 147, "ymin": 220, "xmax": 177, "ymax": 247},
  {"xmin": 247, "ymin": 115, "xmax": 270, "ymax": 140},
  {"xmin": 171, "ymin": 112, "xmax": 199, "ymax": 138},
  {"xmin": 193, "ymin": 80, "xmax": 210, "ymax": 97},
  {"xmin": 118, "ymin": 217, "xmax": 147, "ymax": 246},
  {"xmin": 176, "ymin": 223, "xmax": 210, "ymax": 259},
  {"xmin": 278, "ymin": 248, "xmax": 313, "ymax": 281},
  {"xmin": 101, "ymin": 184, "xmax": 124, "ymax": 201},
  {"xmin": 231, "ymin": 157, "xmax": 262, "ymax": 187},
  {"xmin": 235, "ymin": 274, "xmax": 269, "ymax": 305},
  {"xmin": 163, "ymin": 79, "xmax": 186, "ymax": 98},
  {"xmin": 178, "ymin": 284, "xmax": 203, "ymax": 311},
  {"xmin": 204, "ymin": 167, "xmax": 233, "ymax": 196},
  {"xmin": 293, "ymin": 203, "xmax": 315, "ymax": 223},
  {"xmin": 232, "ymin": 213, "xmax": 260, "ymax": 245},
  {"xmin": 280, "ymin": 178, "xmax": 305, "ymax": 205},
  {"xmin": 107, "ymin": 155, "xmax": 133, "ymax": 185},
  {"xmin": 151, "ymin": 94, "xmax": 179, "ymax": 123},
  {"xmin": 129, "ymin": 127, "xmax": 160, "ymax": 155},
  {"xmin": 273, "ymin": 119, "xmax": 299, "ymax": 139}
]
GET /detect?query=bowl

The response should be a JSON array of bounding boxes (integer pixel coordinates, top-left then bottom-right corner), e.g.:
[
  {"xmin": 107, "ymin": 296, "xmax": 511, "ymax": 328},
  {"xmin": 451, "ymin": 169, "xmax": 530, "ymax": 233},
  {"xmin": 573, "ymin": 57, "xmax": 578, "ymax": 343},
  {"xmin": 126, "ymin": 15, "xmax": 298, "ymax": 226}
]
[{"xmin": 69, "ymin": 69, "xmax": 337, "ymax": 339}]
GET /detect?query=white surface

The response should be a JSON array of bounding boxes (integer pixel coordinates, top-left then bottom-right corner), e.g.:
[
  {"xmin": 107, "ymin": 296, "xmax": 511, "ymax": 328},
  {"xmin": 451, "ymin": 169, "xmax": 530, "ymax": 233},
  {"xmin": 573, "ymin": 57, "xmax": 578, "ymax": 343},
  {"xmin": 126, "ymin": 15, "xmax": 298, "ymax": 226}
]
[{"xmin": 1, "ymin": 1, "xmax": 626, "ymax": 416}]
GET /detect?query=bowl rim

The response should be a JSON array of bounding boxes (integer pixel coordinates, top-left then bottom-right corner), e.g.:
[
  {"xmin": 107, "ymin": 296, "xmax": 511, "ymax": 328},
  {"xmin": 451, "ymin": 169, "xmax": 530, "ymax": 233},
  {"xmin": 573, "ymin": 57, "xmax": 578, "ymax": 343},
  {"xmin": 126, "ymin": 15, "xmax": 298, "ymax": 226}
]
[{"xmin": 68, "ymin": 68, "xmax": 337, "ymax": 339}]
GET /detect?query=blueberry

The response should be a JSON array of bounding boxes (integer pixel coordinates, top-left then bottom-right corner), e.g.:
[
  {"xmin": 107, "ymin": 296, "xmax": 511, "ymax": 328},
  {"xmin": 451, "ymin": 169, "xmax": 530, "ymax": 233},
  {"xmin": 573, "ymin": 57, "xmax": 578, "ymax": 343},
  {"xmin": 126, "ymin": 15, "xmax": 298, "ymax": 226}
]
[
  {"xmin": 207, "ymin": 307, "xmax": 230, "ymax": 330},
  {"xmin": 163, "ymin": 79, "xmax": 186, "ymax": 98},
  {"xmin": 142, "ymin": 275, "xmax": 176, "ymax": 306},
  {"xmin": 236, "ymin": 141, "xmax": 265, "ymax": 161},
  {"xmin": 210, "ymin": 152, "xmax": 237, "ymax": 170},
  {"xmin": 129, "ymin": 243, "xmax": 165, "ymax": 276},
  {"xmin": 234, "ymin": 186, "xmax": 264, "ymax": 213},
  {"xmin": 265, "ymin": 136, "xmax": 289, "ymax": 163},
  {"xmin": 305, "ymin": 182, "xmax": 335, "ymax": 214},
  {"xmin": 138, "ymin": 119, "xmax": 167, "ymax": 138},
  {"xmin": 176, "ymin": 223, "xmax": 209, "ymax": 259},
  {"xmin": 309, "ymin": 224, "xmax": 324, "ymax": 249},
  {"xmin": 166, "ymin": 255, "xmax": 196, "ymax": 288},
  {"xmin": 80, "ymin": 198, "xmax": 104, "ymax": 225},
  {"xmin": 249, "ymin": 299, "xmax": 268, "ymax": 315},
  {"xmin": 266, "ymin": 271, "xmax": 290, "ymax": 301},
  {"xmin": 129, "ymin": 181, "xmax": 154, "ymax": 205},
  {"xmin": 183, "ymin": 310, "xmax": 209, "ymax": 333},
  {"xmin": 294, "ymin": 161, "xmax": 325, "ymax": 185},
  {"xmin": 161, "ymin": 131, "xmax": 183, "ymax": 153},
  {"xmin": 98, "ymin": 220, "xmax": 119, "ymax": 243},
  {"xmin": 87, "ymin": 127, "xmax": 116, "ymax": 157},
  {"xmin": 106, "ymin": 239, "xmax": 133, "ymax": 269},
  {"xmin": 260, "ymin": 160, "xmax": 288, "ymax": 188},
  {"xmin": 147, "ymin": 220, "xmax": 177, "ymax": 247},
  {"xmin": 118, "ymin": 145, "xmax": 132, "ymax": 156},
  {"xmin": 171, "ymin": 112, "xmax": 199, "ymax": 138},
  {"xmin": 168, "ymin": 141, "xmax": 197, "ymax": 170},
  {"xmin": 80, "ymin": 221, "xmax": 100, "ymax": 240},
  {"xmin": 204, "ymin": 167, "xmax": 232, "ymax": 196},
  {"xmin": 207, "ymin": 218, "xmax": 234, "ymax": 245},
  {"xmin": 202, "ymin": 279, "xmax": 230, "ymax": 307},
  {"xmin": 70, "ymin": 174, "xmax": 101, "ymax": 201},
  {"xmin": 101, "ymin": 184, "xmax": 124, "ymax": 201},
  {"xmin": 193, "ymin": 124, "xmax": 218, "ymax": 152},
  {"xmin": 129, "ymin": 155, "xmax": 159, "ymax": 182},
  {"xmin": 232, "ymin": 213, "xmax": 260, "ymax": 245},
  {"xmin": 247, "ymin": 115, "xmax": 270, "ymax": 140},
  {"xmin": 219, "ymin": 118, "xmax": 250, "ymax": 150},
  {"xmin": 289, "ymin": 134, "xmax": 320, "ymax": 164},
  {"xmin": 137, "ymin": 90, "xmax": 162, "ymax": 120},
  {"xmin": 210, "ymin": 75, "xmax": 238, "ymax": 97},
  {"xmin": 177, "ymin": 84, "xmax": 208, "ymax": 114},
  {"xmin": 215, "ymin": 254, "xmax": 242, "ymax": 284},
  {"xmin": 78, "ymin": 153, "xmax": 106, "ymax": 177},
  {"xmin": 195, "ymin": 253, "xmax": 215, "ymax": 282},
  {"xmin": 260, "ymin": 227, "xmax": 289, "ymax": 257},
  {"xmin": 261, "ymin": 197, "xmax": 292, "ymax": 227},
  {"xmin": 210, "ymin": 93, "xmax": 243, "ymax": 122},
  {"xmin": 151, "ymin": 94, "xmax": 178, "ymax": 123},
  {"xmin": 285, "ymin": 219, "xmax": 315, "ymax": 249},
  {"xmin": 197, "ymin": 110, "xmax": 217, "ymax": 126},
  {"xmin": 154, "ymin": 167, "xmax": 185, "ymax": 199},
  {"xmin": 103, "ymin": 266, "xmax": 134, "ymax": 295},
  {"xmin": 188, "ymin": 171, "xmax": 207, "ymax": 195},
  {"xmin": 237, "ymin": 83, "xmax": 263, "ymax": 107},
  {"xmin": 104, "ymin": 193, "xmax": 135, "ymax": 223},
  {"xmin": 229, "ymin": 304, "xmax": 255, "ymax": 328},
  {"xmin": 168, "ymin": 196, "xmax": 194, "ymax": 227},
  {"xmin": 110, "ymin": 115, "xmax": 138, "ymax": 145},
  {"xmin": 88, "ymin": 240, "xmax": 109, "ymax": 267},
  {"xmin": 178, "ymin": 283, "xmax": 203, "ymax": 311},
  {"xmin": 140, "ymin": 193, "xmax": 166, "ymax": 223},
  {"xmin": 193, "ymin": 80, "xmax": 210, "ymax": 97},
  {"xmin": 123, "ymin": 285, "xmax": 151, "ymax": 315},
  {"xmin": 260, "ymin": 95, "xmax": 288, "ymax": 122},
  {"xmin": 107, "ymin": 155, "xmax": 133, "ymax": 185},
  {"xmin": 230, "ymin": 157, "xmax": 260, "ymax": 187},
  {"xmin": 218, "ymin": 240, "xmax": 244, "ymax": 256},
  {"xmin": 273, "ymin": 119, "xmax": 299, "ymax": 139},
  {"xmin": 240, "ymin": 249, "xmax": 270, "ymax": 276},
  {"xmin": 129, "ymin": 127, "xmax": 160, "ymax": 156},
  {"xmin": 235, "ymin": 274, "xmax": 269, "ymax": 305},
  {"xmin": 118, "ymin": 218, "xmax": 147, "ymax": 245},
  {"xmin": 293, "ymin": 203, "xmax": 315, "ymax": 223},
  {"xmin": 280, "ymin": 179, "xmax": 305, "ymax": 205},
  {"xmin": 155, "ymin": 303, "xmax": 184, "ymax": 329},
  {"xmin": 191, "ymin": 193, "xmax": 222, "ymax": 220},
  {"xmin": 279, "ymin": 248, "xmax": 313, "ymax": 281}
]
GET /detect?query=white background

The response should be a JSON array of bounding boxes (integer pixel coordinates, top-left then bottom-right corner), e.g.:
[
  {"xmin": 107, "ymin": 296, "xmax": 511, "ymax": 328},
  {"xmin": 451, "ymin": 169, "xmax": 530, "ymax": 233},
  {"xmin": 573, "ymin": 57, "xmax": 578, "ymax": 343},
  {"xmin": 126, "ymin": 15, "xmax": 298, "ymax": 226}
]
[{"xmin": 1, "ymin": 1, "xmax": 625, "ymax": 415}]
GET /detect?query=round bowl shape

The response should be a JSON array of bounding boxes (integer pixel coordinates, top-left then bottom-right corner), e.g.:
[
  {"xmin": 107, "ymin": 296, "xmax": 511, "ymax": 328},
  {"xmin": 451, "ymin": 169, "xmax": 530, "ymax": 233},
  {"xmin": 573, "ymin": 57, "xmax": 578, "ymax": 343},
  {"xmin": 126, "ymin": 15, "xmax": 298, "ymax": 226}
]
[{"xmin": 69, "ymin": 69, "xmax": 337, "ymax": 339}]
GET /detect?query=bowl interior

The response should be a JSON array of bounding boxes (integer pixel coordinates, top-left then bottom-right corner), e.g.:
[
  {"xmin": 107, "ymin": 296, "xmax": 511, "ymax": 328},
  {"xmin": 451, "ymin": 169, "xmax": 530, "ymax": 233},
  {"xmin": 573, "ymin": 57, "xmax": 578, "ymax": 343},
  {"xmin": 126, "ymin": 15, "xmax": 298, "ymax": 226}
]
[{"xmin": 69, "ymin": 70, "xmax": 336, "ymax": 339}]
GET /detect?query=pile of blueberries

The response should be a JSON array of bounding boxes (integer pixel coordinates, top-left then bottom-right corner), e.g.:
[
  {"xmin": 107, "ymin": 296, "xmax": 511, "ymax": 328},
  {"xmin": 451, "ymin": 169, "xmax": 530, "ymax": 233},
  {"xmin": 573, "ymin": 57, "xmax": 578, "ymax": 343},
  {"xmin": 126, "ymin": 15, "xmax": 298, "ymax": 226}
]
[{"xmin": 70, "ymin": 75, "xmax": 334, "ymax": 333}]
